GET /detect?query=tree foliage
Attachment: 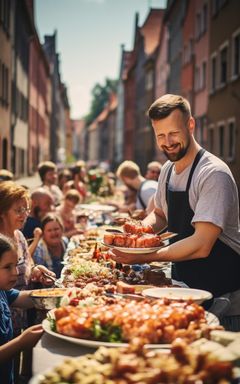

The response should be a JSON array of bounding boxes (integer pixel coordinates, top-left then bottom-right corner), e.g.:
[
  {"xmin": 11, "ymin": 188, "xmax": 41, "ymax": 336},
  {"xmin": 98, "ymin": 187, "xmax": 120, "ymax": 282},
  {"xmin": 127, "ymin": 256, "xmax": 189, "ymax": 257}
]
[{"xmin": 85, "ymin": 78, "xmax": 118, "ymax": 125}]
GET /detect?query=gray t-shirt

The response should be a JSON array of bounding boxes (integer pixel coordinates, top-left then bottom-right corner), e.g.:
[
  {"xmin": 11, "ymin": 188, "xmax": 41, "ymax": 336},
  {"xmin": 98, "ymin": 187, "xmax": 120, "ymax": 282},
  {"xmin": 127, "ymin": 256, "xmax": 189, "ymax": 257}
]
[
  {"xmin": 137, "ymin": 180, "xmax": 158, "ymax": 210},
  {"xmin": 154, "ymin": 150, "xmax": 240, "ymax": 254}
]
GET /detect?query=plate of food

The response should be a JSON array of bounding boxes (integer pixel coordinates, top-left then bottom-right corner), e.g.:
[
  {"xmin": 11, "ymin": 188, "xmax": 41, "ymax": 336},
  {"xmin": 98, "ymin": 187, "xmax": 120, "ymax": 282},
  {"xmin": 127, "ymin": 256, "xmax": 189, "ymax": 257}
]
[
  {"xmin": 42, "ymin": 296, "xmax": 219, "ymax": 349},
  {"xmin": 77, "ymin": 203, "xmax": 117, "ymax": 212},
  {"xmin": 142, "ymin": 287, "xmax": 213, "ymax": 305},
  {"xmin": 102, "ymin": 242, "xmax": 166, "ymax": 254},
  {"xmin": 30, "ymin": 335, "xmax": 240, "ymax": 384}
]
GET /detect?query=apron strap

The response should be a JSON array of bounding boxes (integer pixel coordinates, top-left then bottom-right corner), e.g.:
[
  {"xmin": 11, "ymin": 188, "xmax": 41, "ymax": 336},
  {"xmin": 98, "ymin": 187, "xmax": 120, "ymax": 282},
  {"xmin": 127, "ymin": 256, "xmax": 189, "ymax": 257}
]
[
  {"xmin": 166, "ymin": 163, "xmax": 174, "ymax": 202},
  {"xmin": 186, "ymin": 148, "xmax": 205, "ymax": 191},
  {"xmin": 166, "ymin": 148, "xmax": 205, "ymax": 199}
]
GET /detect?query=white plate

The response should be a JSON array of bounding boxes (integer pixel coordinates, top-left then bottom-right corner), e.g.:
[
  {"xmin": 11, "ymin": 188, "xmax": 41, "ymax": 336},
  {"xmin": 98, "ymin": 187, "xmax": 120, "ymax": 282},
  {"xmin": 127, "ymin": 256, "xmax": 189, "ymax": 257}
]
[
  {"xmin": 42, "ymin": 318, "xmax": 171, "ymax": 349},
  {"xmin": 142, "ymin": 287, "xmax": 213, "ymax": 304},
  {"xmin": 42, "ymin": 308, "xmax": 219, "ymax": 349},
  {"xmin": 101, "ymin": 232, "xmax": 177, "ymax": 254},
  {"xmin": 77, "ymin": 203, "xmax": 117, "ymax": 212},
  {"xmin": 102, "ymin": 242, "xmax": 165, "ymax": 254}
]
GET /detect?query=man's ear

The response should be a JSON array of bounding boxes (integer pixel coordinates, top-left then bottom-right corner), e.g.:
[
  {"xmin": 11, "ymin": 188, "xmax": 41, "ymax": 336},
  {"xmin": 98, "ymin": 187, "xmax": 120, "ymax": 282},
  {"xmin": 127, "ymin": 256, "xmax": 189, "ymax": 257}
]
[{"xmin": 189, "ymin": 116, "xmax": 195, "ymax": 134}]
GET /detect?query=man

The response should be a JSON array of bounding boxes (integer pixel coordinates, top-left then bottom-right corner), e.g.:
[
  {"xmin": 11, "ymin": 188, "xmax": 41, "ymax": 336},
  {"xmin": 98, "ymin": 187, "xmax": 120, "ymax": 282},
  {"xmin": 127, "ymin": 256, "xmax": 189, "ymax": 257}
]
[
  {"xmin": 111, "ymin": 94, "xmax": 240, "ymax": 330},
  {"xmin": 22, "ymin": 188, "xmax": 55, "ymax": 240},
  {"xmin": 116, "ymin": 160, "xmax": 158, "ymax": 213},
  {"xmin": 38, "ymin": 161, "xmax": 63, "ymax": 206},
  {"xmin": 145, "ymin": 161, "xmax": 162, "ymax": 181}
]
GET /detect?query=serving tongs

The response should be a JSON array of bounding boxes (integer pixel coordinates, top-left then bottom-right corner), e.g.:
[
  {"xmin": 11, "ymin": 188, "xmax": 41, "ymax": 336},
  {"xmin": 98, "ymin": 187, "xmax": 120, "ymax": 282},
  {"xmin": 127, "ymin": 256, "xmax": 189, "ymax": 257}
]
[
  {"xmin": 41, "ymin": 271, "xmax": 57, "ymax": 284},
  {"xmin": 105, "ymin": 292, "xmax": 145, "ymax": 301}
]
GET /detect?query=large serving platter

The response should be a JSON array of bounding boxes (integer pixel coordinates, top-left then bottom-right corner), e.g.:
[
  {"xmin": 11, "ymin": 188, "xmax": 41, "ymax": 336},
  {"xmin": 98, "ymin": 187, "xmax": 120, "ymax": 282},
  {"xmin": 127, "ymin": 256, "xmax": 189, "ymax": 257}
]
[
  {"xmin": 42, "ymin": 318, "xmax": 171, "ymax": 349},
  {"xmin": 101, "ymin": 242, "xmax": 166, "ymax": 254},
  {"xmin": 42, "ymin": 311, "xmax": 219, "ymax": 349},
  {"xmin": 142, "ymin": 287, "xmax": 213, "ymax": 305},
  {"xmin": 77, "ymin": 203, "xmax": 117, "ymax": 212}
]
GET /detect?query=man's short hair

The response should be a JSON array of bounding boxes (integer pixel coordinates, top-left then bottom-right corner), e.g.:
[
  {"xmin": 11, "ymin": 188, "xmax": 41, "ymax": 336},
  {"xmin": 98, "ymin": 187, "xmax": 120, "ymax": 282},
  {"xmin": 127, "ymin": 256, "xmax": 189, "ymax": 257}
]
[
  {"xmin": 31, "ymin": 187, "xmax": 53, "ymax": 202},
  {"xmin": 116, "ymin": 160, "xmax": 140, "ymax": 180},
  {"xmin": 38, "ymin": 161, "xmax": 56, "ymax": 182},
  {"xmin": 148, "ymin": 94, "xmax": 191, "ymax": 121}
]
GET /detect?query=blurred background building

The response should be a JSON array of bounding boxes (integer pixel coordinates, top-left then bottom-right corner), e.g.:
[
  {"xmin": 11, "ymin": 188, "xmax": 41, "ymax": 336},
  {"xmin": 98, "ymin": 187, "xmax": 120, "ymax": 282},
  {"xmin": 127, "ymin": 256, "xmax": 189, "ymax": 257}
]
[{"xmin": 0, "ymin": 0, "xmax": 240, "ymax": 191}]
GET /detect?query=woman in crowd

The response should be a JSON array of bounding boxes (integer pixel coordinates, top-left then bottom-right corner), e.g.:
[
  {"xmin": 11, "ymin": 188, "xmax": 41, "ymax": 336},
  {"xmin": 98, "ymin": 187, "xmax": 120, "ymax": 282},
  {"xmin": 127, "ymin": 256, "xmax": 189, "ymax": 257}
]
[
  {"xmin": 0, "ymin": 234, "xmax": 43, "ymax": 384},
  {"xmin": 57, "ymin": 168, "xmax": 72, "ymax": 191},
  {"xmin": 0, "ymin": 181, "xmax": 55, "ymax": 382},
  {"xmin": 33, "ymin": 213, "xmax": 68, "ymax": 278},
  {"xmin": 63, "ymin": 160, "xmax": 87, "ymax": 200}
]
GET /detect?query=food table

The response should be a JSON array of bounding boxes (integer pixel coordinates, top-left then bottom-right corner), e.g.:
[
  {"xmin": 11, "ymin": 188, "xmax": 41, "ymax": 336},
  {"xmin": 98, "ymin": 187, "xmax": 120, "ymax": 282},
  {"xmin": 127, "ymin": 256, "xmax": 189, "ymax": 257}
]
[{"xmin": 29, "ymin": 204, "xmax": 240, "ymax": 383}]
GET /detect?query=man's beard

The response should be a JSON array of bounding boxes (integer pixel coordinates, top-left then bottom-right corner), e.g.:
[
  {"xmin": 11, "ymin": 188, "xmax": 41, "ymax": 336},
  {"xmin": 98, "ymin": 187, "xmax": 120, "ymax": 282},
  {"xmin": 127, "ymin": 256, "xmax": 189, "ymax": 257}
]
[{"xmin": 163, "ymin": 137, "xmax": 190, "ymax": 162}]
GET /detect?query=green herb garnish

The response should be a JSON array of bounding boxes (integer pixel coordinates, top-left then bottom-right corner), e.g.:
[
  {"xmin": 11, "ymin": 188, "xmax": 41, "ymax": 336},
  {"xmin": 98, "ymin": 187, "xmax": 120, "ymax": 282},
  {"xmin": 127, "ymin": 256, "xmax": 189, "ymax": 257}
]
[{"xmin": 92, "ymin": 320, "xmax": 122, "ymax": 343}]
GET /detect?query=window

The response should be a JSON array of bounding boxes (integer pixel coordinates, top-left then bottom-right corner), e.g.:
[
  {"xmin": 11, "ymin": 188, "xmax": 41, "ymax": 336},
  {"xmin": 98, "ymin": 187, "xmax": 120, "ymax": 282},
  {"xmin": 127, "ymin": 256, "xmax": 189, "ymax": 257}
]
[
  {"xmin": 228, "ymin": 120, "xmax": 236, "ymax": 160},
  {"xmin": 196, "ymin": 13, "xmax": 201, "ymax": 39},
  {"xmin": 219, "ymin": 124, "xmax": 225, "ymax": 158},
  {"xmin": 196, "ymin": 4, "xmax": 208, "ymax": 39},
  {"xmin": 209, "ymin": 127, "xmax": 214, "ymax": 152},
  {"xmin": 211, "ymin": 54, "xmax": 217, "ymax": 92},
  {"xmin": 145, "ymin": 69, "xmax": 153, "ymax": 91},
  {"xmin": 195, "ymin": 66, "xmax": 200, "ymax": 91},
  {"xmin": 203, "ymin": 4, "xmax": 208, "ymax": 34},
  {"xmin": 212, "ymin": 0, "xmax": 227, "ymax": 16},
  {"xmin": 0, "ymin": 0, "xmax": 10, "ymax": 34},
  {"xmin": 0, "ymin": 62, "xmax": 9, "ymax": 107},
  {"xmin": 202, "ymin": 61, "xmax": 207, "ymax": 89},
  {"xmin": 232, "ymin": 31, "xmax": 240, "ymax": 78},
  {"xmin": 220, "ymin": 45, "xmax": 228, "ymax": 85}
]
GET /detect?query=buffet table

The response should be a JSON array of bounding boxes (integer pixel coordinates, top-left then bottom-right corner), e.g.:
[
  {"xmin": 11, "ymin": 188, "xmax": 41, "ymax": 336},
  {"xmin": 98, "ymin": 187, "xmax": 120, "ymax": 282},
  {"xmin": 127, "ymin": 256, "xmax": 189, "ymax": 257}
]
[{"xmin": 33, "ymin": 332, "xmax": 95, "ymax": 375}]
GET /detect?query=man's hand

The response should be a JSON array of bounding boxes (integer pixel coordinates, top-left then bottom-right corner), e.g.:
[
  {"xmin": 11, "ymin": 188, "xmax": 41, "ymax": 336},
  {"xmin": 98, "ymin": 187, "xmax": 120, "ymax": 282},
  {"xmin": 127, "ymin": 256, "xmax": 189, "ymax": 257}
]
[{"xmin": 108, "ymin": 249, "xmax": 157, "ymax": 265}]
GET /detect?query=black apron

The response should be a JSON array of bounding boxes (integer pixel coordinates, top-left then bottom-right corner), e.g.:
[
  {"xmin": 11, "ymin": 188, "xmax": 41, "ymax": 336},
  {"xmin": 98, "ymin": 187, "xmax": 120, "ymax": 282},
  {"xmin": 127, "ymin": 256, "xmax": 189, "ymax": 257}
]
[{"xmin": 167, "ymin": 149, "xmax": 240, "ymax": 298}]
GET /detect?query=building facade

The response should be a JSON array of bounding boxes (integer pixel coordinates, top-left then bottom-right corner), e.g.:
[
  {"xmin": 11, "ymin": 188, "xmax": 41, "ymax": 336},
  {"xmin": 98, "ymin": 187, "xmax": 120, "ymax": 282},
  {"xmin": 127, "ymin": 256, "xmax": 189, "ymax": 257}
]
[{"xmin": 0, "ymin": 0, "xmax": 12, "ymax": 169}]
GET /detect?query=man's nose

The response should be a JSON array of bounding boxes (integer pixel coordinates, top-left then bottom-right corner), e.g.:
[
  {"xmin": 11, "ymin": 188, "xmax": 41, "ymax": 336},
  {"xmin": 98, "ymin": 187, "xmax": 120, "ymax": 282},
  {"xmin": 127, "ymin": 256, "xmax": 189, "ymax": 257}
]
[{"xmin": 162, "ymin": 135, "xmax": 172, "ymax": 147}]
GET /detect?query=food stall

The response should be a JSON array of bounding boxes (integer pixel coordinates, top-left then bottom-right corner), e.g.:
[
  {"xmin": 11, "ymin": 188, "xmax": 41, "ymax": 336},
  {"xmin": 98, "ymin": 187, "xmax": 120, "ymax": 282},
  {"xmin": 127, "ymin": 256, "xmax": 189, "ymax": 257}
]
[{"xmin": 29, "ymin": 203, "xmax": 240, "ymax": 383}]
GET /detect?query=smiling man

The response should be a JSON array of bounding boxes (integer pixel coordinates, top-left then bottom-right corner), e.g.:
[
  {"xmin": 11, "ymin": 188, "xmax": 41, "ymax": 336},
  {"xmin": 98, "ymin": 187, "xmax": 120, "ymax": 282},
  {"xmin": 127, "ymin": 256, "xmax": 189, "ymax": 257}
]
[{"xmin": 110, "ymin": 94, "xmax": 240, "ymax": 331}]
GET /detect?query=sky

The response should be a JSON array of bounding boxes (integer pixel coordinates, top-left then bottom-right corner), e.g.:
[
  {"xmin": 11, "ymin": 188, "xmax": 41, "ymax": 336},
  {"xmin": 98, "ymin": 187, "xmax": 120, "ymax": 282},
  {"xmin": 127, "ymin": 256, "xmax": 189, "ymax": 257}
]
[{"xmin": 35, "ymin": 0, "xmax": 166, "ymax": 119}]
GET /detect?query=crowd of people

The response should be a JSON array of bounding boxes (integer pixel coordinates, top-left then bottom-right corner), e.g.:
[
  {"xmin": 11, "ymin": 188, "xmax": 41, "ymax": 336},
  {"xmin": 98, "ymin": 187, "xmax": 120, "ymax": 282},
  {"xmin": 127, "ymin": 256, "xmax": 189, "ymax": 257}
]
[
  {"xmin": 0, "ymin": 156, "xmax": 160, "ymax": 383},
  {"xmin": 1, "ymin": 93, "xmax": 240, "ymax": 384}
]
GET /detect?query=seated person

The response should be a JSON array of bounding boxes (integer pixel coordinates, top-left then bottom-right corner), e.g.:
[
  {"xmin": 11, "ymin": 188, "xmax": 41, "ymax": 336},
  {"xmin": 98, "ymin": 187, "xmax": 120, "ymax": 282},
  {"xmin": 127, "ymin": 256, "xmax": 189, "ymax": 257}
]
[
  {"xmin": 33, "ymin": 213, "xmax": 68, "ymax": 278},
  {"xmin": 38, "ymin": 161, "xmax": 63, "ymax": 206},
  {"xmin": 22, "ymin": 188, "xmax": 55, "ymax": 240},
  {"xmin": 63, "ymin": 160, "xmax": 87, "ymax": 200},
  {"xmin": 56, "ymin": 189, "xmax": 83, "ymax": 237},
  {"xmin": 116, "ymin": 160, "xmax": 158, "ymax": 212},
  {"xmin": 145, "ymin": 161, "xmax": 162, "ymax": 181}
]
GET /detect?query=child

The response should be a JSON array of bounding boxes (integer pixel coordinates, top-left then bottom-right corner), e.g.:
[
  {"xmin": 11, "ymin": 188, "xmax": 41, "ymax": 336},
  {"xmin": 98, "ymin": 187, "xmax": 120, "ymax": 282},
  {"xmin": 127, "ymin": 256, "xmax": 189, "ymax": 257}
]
[
  {"xmin": 0, "ymin": 234, "xmax": 43, "ymax": 384},
  {"xmin": 56, "ymin": 189, "xmax": 83, "ymax": 237}
]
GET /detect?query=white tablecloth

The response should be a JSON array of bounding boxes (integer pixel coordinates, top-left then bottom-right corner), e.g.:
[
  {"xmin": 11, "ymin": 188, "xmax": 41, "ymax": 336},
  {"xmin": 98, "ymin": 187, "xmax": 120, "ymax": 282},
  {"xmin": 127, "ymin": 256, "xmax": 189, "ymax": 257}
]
[{"xmin": 32, "ymin": 332, "xmax": 96, "ymax": 375}]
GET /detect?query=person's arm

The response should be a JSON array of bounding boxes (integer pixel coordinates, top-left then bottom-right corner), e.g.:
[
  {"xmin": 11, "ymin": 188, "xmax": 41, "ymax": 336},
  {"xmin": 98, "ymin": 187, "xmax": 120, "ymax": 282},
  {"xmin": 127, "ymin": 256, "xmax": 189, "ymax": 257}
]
[
  {"xmin": 28, "ymin": 227, "xmax": 42, "ymax": 257},
  {"xmin": 109, "ymin": 221, "xmax": 221, "ymax": 264},
  {"xmin": 143, "ymin": 206, "xmax": 167, "ymax": 232},
  {"xmin": 10, "ymin": 290, "xmax": 34, "ymax": 309},
  {"xmin": 0, "ymin": 325, "xmax": 43, "ymax": 363}
]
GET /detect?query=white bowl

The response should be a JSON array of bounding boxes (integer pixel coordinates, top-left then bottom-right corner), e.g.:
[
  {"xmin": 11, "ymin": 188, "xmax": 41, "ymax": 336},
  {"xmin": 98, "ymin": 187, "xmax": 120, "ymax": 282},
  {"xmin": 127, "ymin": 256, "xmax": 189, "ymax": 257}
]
[{"xmin": 142, "ymin": 287, "xmax": 213, "ymax": 304}]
